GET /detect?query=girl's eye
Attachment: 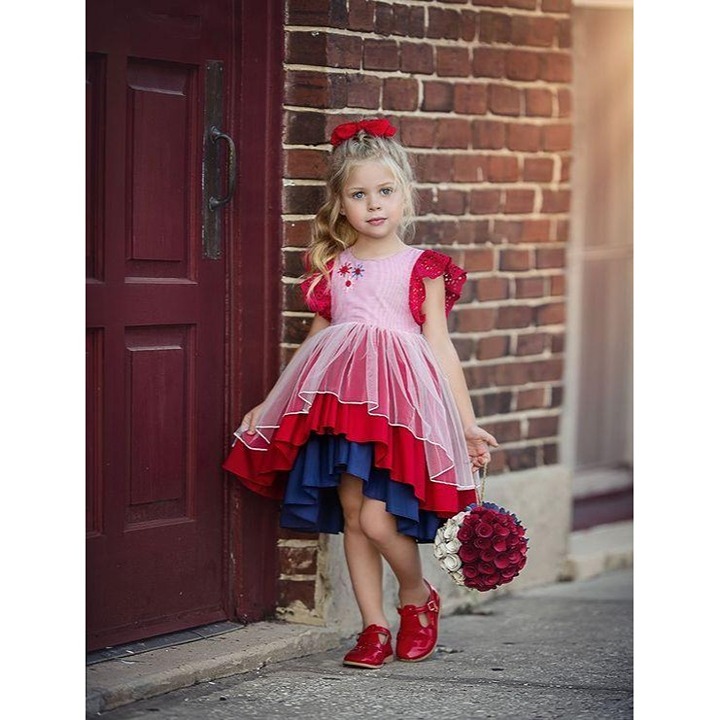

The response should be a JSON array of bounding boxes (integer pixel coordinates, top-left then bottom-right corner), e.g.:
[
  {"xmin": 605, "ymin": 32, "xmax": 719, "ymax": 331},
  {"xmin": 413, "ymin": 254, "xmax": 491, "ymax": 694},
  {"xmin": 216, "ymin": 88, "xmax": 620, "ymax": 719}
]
[
  {"xmin": 380, "ymin": 187, "xmax": 393, "ymax": 196},
  {"xmin": 351, "ymin": 191, "xmax": 365, "ymax": 200}
]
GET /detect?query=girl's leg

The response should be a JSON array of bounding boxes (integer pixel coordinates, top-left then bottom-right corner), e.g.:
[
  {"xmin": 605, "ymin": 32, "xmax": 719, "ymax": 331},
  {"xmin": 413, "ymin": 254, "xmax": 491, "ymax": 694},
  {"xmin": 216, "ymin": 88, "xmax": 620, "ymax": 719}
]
[
  {"xmin": 338, "ymin": 474, "xmax": 389, "ymax": 630},
  {"xmin": 359, "ymin": 498, "xmax": 431, "ymax": 624}
]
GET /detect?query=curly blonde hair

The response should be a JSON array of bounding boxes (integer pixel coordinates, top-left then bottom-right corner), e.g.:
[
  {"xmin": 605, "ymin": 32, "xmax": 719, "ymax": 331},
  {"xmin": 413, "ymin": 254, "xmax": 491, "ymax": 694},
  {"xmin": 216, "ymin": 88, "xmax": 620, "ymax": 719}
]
[{"xmin": 304, "ymin": 129, "xmax": 417, "ymax": 294}]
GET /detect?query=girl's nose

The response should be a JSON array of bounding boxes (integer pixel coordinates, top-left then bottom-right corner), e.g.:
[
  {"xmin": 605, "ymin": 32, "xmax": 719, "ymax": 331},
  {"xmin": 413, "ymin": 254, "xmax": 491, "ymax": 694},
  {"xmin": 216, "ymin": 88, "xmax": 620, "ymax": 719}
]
[{"xmin": 368, "ymin": 195, "xmax": 381, "ymax": 209}]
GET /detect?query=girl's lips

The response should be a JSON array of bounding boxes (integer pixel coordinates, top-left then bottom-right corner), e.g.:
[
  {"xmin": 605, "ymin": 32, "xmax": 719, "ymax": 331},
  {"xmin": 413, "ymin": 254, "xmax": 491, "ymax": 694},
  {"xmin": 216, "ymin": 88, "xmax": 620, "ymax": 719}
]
[{"xmin": 367, "ymin": 217, "xmax": 386, "ymax": 225}]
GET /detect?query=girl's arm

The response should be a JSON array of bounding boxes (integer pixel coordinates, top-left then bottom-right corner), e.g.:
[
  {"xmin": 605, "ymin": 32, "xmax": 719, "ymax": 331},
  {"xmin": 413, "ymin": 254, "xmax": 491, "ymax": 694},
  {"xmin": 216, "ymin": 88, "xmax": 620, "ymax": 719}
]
[
  {"xmin": 421, "ymin": 276, "xmax": 498, "ymax": 468},
  {"xmin": 242, "ymin": 313, "xmax": 330, "ymax": 434}
]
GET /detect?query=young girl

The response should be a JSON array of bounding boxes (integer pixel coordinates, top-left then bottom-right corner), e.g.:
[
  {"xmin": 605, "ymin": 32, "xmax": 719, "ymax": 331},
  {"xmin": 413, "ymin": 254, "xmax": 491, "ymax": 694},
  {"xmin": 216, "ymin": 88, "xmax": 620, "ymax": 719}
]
[{"xmin": 223, "ymin": 118, "xmax": 498, "ymax": 669}]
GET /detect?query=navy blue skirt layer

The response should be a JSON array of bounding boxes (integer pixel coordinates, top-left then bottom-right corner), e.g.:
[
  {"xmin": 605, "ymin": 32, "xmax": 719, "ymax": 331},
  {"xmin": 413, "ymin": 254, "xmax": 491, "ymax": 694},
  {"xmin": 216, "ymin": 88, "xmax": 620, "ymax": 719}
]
[{"xmin": 279, "ymin": 433, "xmax": 442, "ymax": 543}]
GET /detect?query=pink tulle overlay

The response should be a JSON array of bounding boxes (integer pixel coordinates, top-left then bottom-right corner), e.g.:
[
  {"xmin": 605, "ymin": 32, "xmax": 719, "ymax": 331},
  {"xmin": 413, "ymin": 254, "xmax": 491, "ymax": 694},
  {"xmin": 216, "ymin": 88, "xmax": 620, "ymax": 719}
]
[{"xmin": 235, "ymin": 322, "xmax": 475, "ymax": 492}]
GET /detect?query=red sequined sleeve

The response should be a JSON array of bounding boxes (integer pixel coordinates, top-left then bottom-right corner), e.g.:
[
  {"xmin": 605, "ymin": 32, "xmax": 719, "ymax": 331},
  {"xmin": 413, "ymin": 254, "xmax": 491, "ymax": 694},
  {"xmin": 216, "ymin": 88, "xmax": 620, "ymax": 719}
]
[
  {"xmin": 409, "ymin": 249, "xmax": 467, "ymax": 326},
  {"xmin": 300, "ymin": 262, "xmax": 333, "ymax": 322}
]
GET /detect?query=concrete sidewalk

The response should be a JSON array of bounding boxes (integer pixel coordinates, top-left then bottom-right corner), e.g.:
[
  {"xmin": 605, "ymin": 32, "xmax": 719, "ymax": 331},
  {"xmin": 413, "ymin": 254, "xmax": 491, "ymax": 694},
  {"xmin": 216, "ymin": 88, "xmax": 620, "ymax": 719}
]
[{"xmin": 87, "ymin": 521, "xmax": 633, "ymax": 717}]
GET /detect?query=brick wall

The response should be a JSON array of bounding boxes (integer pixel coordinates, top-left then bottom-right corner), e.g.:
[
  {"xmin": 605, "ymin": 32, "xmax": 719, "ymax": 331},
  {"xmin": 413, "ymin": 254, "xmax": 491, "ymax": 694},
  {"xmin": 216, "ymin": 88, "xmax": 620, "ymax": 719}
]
[{"xmin": 278, "ymin": 0, "xmax": 572, "ymax": 619}]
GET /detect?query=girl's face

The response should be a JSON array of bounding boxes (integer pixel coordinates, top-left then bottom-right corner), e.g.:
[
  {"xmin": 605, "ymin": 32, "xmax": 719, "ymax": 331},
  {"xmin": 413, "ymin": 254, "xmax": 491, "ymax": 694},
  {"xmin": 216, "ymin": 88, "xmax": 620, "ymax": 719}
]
[{"xmin": 339, "ymin": 160, "xmax": 405, "ymax": 245}]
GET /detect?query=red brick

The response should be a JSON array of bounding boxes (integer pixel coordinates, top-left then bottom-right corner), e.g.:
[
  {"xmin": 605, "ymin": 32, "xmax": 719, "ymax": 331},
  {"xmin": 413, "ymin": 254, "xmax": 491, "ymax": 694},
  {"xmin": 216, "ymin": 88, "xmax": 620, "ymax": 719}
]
[
  {"xmin": 422, "ymin": 81, "xmax": 454, "ymax": 112},
  {"xmin": 364, "ymin": 39, "xmax": 399, "ymax": 71},
  {"xmin": 456, "ymin": 219, "xmax": 491, "ymax": 244},
  {"xmin": 383, "ymin": 77, "xmax": 419, "ymax": 111},
  {"xmin": 377, "ymin": 4, "xmax": 425, "ymax": 38},
  {"xmin": 483, "ymin": 419, "xmax": 522, "ymax": 443},
  {"xmin": 511, "ymin": 15, "xmax": 557, "ymax": 47},
  {"xmin": 463, "ymin": 248, "xmax": 495, "ymax": 272},
  {"xmin": 550, "ymin": 274, "xmax": 565, "ymax": 295},
  {"xmin": 557, "ymin": 88, "xmax": 572, "ymax": 117},
  {"xmin": 536, "ymin": 301, "xmax": 565, "ymax": 325},
  {"xmin": 525, "ymin": 88, "xmax": 553, "ymax": 117},
  {"xmin": 282, "ymin": 315, "xmax": 313, "ymax": 345},
  {"xmin": 506, "ymin": 50, "xmax": 540, "ymax": 81},
  {"xmin": 347, "ymin": 74, "xmax": 382, "ymax": 109},
  {"xmin": 542, "ymin": 189, "xmax": 570, "ymax": 213},
  {"xmin": 460, "ymin": 10, "xmax": 479, "ymax": 42},
  {"xmin": 286, "ymin": 31, "xmax": 325, "ymax": 66},
  {"xmin": 436, "ymin": 189, "xmax": 467, "ymax": 215},
  {"xmin": 453, "ymin": 154, "xmax": 488, "ymax": 182},
  {"xmin": 400, "ymin": 117, "xmax": 436, "ymax": 148},
  {"xmin": 472, "ymin": 47, "xmax": 505, "ymax": 78},
  {"xmin": 542, "ymin": 0, "xmax": 571, "ymax": 12},
  {"xmin": 550, "ymin": 333, "xmax": 565, "ymax": 353},
  {"xmin": 453, "ymin": 337, "xmax": 476, "ymax": 362},
  {"xmin": 488, "ymin": 84, "xmax": 521, "ymax": 116},
  {"xmin": 493, "ymin": 361, "xmax": 531, "ymax": 387},
  {"xmin": 286, "ymin": 0, "xmax": 332, "ymax": 26},
  {"xmin": 415, "ymin": 218, "xmax": 459, "ymax": 245},
  {"xmin": 541, "ymin": 52, "xmax": 572, "ymax": 82},
  {"xmin": 278, "ymin": 578, "xmax": 316, "ymax": 608},
  {"xmin": 560, "ymin": 156, "xmax": 571, "ymax": 182},
  {"xmin": 348, "ymin": 0, "xmax": 375, "ymax": 31},
  {"xmin": 476, "ymin": 335, "xmax": 510, "ymax": 360},
  {"xmin": 437, "ymin": 46, "xmax": 471, "ymax": 77},
  {"xmin": 285, "ymin": 110, "xmax": 327, "ymax": 145},
  {"xmin": 470, "ymin": 189, "xmax": 502, "ymax": 214},
  {"xmin": 504, "ymin": 189, "xmax": 535, "ymax": 214},
  {"xmin": 497, "ymin": 305, "xmax": 533, "ymax": 329},
  {"xmin": 477, "ymin": 11, "xmax": 511, "ymax": 43},
  {"xmin": 493, "ymin": 219, "xmax": 523, "ymax": 243},
  {"xmin": 487, "ymin": 155, "xmax": 519, "ymax": 182},
  {"xmin": 556, "ymin": 218, "xmax": 570, "ymax": 241},
  {"xmin": 283, "ymin": 219, "xmax": 314, "ymax": 248},
  {"xmin": 455, "ymin": 307, "xmax": 496, "ymax": 333},
  {"xmin": 522, "ymin": 218, "xmax": 551, "ymax": 242},
  {"xmin": 507, "ymin": 0, "xmax": 538, "ymax": 9},
  {"xmin": 542, "ymin": 124, "xmax": 572, "ymax": 151},
  {"xmin": 278, "ymin": 545, "xmax": 318, "ymax": 575},
  {"xmin": 472, "ymin": 120, "xmax": 505, "ymax": 149},
  {"xmin": 414, "ymin": 154, "xmax": 453, "ymax": 183},
  {"xmin": 283, "ymin": 184, "xmax": 325, "ymax": 215},
  {"xmin": 517, "ymin": 331, "xmax": 548, "ymax": 355},
  {"xmin": 527, "ymin": 415, "xmax": 560, "ymax": 439},
  {"xmin": 517, "ymin": 387, "xmax": 547, "ymax": 410},
  {"xmin": 506, "ymin": 447, "xmax": 538, "ymax": 472},
  {"xmin": 436, "ymin": 118, "xmax": 471, "ymax": 148},
  {"xmin": 283, "ymin": 283, "xmax": 306, "ymax": 312},
  {"xmin": 515, "ymin": 276, "xmax": 545, "ymax": 298},
  {"xmin": 506, "ymin": 123, "xmax": 541, "ymax": 152},
  {"xmin": 328, "ymin": 34, "xmax": 363, "ymax": 68},
  {"xmin": 536, "ymin": 247, "xmax": 565, "ymax": 269},
  {"xmin": 400, "ymin": 42, "xmax": 434, "ymax": 75},
  {"xmin": 416, "ymin": 188, "xmax": 434, "ymax": 216},
  {"xmin": 454, "ymin": 83, "xmax": 488, "ymax": 115},
  {"xmin": 523, "ymin": 157, "xmax": 554, "ymax": 182},
  {"xmin": 285, "ymin": 149, "xmax": 328, "ymax": 180},
  {"xmin": 476, "ymin": 277, "xmax": 509, "ymax": 301},
  {"xmin": 285, "ymin": 71, "xmax": 328, "ymax": 107},
  {"xmin": 472, "ymin": 0, "xmax": 506, "ymax": 7},
  {"xmin": 499, "ymin": 248, "xmax": 532, "ymax": 271},
  {"xmin": 427, "ymin": 7, "xmax": 461, "ymax": 40},
  {"xmin": 558, "ymin": 17, "xmax": 572, "ymax": 48},
  {"xmin": 375, "ymin": 2, "xmax": 394, "ymax": 35},
  {"xmin": 529, "ymin": 357, "xmax": 563, "ymax": 382}
]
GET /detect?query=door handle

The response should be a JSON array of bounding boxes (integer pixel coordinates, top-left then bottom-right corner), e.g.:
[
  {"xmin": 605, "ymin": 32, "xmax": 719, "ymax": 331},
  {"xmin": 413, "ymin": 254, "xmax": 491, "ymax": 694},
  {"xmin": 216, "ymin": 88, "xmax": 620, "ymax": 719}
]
[{"xmin": 208, "ymin": 126, "xmax": 237, "ymax": 211}]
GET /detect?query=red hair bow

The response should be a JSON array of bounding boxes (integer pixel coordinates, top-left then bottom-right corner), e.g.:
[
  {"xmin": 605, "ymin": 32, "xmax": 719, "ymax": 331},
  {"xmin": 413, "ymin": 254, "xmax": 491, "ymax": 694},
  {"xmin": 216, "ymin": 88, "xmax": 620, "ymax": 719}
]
[{"xmin": 330, "ymin": 118, "xmax": 397, "ymax": 147}]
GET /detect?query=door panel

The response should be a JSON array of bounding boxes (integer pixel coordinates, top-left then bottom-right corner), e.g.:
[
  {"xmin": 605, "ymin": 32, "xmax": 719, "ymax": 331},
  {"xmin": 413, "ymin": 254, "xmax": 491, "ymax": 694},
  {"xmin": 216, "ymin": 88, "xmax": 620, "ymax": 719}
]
[{"xmin": 86, "ymin": 0, "xmax": 231, "ymax": 650}]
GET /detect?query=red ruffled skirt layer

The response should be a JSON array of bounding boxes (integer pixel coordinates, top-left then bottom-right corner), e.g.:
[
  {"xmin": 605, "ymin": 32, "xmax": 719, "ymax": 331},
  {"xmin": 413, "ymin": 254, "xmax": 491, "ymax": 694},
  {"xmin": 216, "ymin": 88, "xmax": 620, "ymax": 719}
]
[{"xmin": 223, "ymin": 393, "xmax": 476, "ymax": 518}]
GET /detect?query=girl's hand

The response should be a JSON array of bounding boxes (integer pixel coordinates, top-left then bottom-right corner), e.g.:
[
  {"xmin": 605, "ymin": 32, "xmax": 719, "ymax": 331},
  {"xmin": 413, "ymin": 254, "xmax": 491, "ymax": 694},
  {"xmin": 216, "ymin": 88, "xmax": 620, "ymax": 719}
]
[
  {"xmin": 464, "ymin": 425, "xmax": 499, "ymax": 470},
  {"xmin": 240, "ymin": 402, "xmax": 265, "ymax": 435}
]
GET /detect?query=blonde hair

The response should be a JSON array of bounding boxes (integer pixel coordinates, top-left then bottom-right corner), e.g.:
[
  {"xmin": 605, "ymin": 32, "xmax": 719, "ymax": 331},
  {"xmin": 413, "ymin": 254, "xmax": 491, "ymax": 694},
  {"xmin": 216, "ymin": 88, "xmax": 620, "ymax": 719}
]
[{"xmin": 304, "ymin": 129, "xmax": 417, "ymax": 292}]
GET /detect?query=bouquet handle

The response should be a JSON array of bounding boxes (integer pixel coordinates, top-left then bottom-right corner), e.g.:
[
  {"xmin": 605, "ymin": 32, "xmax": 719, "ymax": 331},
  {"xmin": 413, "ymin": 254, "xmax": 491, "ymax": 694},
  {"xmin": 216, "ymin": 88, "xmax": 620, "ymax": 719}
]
[{"xmin": 473, "ymin": 462, "xmax": 488, "ymax": 505}]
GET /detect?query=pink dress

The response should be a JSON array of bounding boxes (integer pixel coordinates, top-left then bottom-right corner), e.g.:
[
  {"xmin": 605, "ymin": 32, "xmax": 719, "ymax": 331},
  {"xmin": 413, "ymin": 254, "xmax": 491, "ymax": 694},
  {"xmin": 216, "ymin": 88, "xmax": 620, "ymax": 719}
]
[{"xmin": 223, "ymin": 246, "xmax": 477, "ymax": 538}]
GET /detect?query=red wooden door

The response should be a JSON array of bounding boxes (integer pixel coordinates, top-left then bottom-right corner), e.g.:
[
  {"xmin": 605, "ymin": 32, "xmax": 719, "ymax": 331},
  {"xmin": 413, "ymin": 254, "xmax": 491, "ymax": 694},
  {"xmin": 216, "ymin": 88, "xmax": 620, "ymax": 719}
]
[{"xmin": 86, "ymin": 0, "xmax": 281, "ymax": 651}]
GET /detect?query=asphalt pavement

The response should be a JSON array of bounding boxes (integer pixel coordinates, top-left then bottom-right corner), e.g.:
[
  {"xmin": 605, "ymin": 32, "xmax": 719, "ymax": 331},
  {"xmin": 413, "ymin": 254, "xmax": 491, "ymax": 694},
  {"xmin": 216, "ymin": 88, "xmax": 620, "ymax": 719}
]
[{"xmin": 90, "ymin": 568, "xmax": 633, "ymax": 719}]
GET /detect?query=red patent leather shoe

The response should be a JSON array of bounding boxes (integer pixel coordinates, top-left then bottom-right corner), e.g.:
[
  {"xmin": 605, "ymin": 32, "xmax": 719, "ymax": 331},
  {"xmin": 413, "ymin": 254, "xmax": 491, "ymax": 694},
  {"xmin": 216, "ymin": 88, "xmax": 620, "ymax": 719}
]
[
  {"xmin": 396, "ymin": 580, "xmax": 441, "ymax": 662},
  {"xmin": 342, "ymin": 624, "xmax": 393, "ymax": 669}
]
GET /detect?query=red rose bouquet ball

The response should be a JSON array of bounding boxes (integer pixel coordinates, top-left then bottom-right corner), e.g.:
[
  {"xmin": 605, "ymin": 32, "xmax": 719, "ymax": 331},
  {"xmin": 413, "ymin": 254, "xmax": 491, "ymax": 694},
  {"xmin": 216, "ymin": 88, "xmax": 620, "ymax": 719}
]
[{"xmin": 434, "ymin": 501, "xmax": 529, "ymax": 592}]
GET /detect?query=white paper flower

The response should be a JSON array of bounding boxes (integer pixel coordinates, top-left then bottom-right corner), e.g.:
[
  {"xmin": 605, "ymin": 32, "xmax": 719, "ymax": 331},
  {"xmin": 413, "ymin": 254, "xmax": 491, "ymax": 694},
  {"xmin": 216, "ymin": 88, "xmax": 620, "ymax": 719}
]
[
  {"xmin": 441, "ymin": 554, "xmax": 462, "ymax": 572},
  {"xmin": 445, "ymin": 538, "xmax": 461, "ymax": 554},
  {"xmin": 451, "ymin": 570, "xmax": 465, "ymax": 586}
]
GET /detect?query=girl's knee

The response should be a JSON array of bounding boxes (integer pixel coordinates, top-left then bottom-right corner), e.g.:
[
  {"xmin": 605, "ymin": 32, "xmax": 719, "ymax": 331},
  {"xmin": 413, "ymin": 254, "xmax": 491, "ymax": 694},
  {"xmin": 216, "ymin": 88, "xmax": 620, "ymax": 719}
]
[{"xmin": 359, "ymin": 507, "xmax": 397, "ymax": 546}]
